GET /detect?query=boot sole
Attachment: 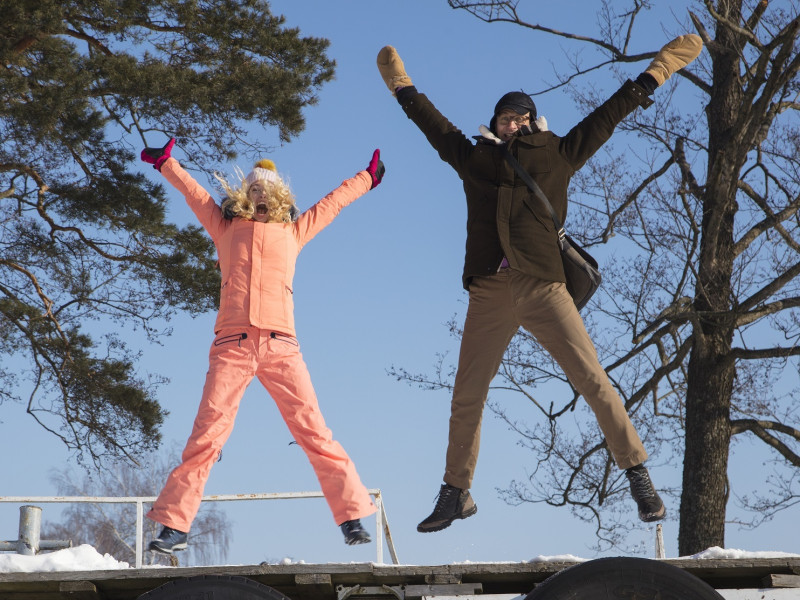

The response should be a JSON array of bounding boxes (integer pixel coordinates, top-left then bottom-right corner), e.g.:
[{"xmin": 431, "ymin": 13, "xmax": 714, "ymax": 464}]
[
  {"xmin": 149, "ymin": 541, "xmax": 188, "ymax": 555},
  {"xmin": 639, "ymin": 505, "xmax": 667, "ymax": 522},
  {"xmin": 417, "ymin": 504, "xmax": 478, "ymax": 533},
  {"xmin": 344, "ymin": 534, "xmax": 372, "ymax": 546}
]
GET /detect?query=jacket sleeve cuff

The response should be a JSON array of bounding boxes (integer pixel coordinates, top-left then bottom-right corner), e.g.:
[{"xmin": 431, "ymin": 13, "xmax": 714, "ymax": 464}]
[
  {"xmin": 624, "ymin": 79, "xmax": 654, "ymax": 109},
  {"xmin": 396, "ymin": 85, "xmax": 419, "ymax": 106}
]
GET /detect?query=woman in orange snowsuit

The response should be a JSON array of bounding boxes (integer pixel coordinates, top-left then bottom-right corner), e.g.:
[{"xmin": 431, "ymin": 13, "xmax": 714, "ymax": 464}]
[{"xmin": 140, "ymin": 139, "xmax": 385, "ymax": 553}]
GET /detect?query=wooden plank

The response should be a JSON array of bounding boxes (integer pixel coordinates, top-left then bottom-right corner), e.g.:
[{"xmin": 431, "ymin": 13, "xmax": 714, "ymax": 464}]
[
  {"xmin": 1, "ymin": 558, "xmax": 800, "ymax": 599},
  {"xmin": 761, "ymin": 573, "xmax": 800, "ymax": 588},
  {"xmin": 422, "ymin": 574, "xmax": 463, "ymax": 585},
  {"xmin": 59, "ymin": 580, "xmax": 104, "ymax": 600},
  {"xmin": 662, "ymin": 558, "xmax": 800, "ymax": 590},
  {"xmin": 404, "ymin": 583, "xmax": 483, "ymax": 597},
  {"xmin": 295, "ymin": 572, "xmax": 334, "ymax": 596}
]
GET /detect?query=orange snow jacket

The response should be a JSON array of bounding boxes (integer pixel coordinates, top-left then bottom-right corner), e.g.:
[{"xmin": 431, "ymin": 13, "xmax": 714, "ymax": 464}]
[{"xmin": 161, "ymin": 158, "xmax": 372, "ymax": 336}]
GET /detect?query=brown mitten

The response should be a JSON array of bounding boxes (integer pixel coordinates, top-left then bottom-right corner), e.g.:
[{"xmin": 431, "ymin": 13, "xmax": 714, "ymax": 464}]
[
  {"xmin": 645, "ymin": 34, "xmax": 703, "ymax": 86},
  {"xmin": 377, "ymin": 46, "xmax": 413, "ymax": 95}
]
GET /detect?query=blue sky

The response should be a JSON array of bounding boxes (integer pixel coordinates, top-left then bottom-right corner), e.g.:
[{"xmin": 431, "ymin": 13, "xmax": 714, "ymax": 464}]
[{"xmin": 3, "ymin": 0, "xmax": 799, "ymax": 567}]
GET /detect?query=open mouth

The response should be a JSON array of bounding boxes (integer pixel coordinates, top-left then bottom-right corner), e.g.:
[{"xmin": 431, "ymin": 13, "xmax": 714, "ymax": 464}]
[{"xmin": 256, "ymin": 203, "xmax": 268, "ymax": 215}]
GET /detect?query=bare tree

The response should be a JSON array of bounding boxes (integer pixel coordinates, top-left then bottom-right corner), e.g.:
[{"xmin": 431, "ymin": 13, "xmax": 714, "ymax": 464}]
[
  {"xmin": 393, "ymin": 0, "xmax": 800, "ymax": 555},
  {"xmin": 42, "ymin": 448, "xmax": 231, "ymax": 566}
]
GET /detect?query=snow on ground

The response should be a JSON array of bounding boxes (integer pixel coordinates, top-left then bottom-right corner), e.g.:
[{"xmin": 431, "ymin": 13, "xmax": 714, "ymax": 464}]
[
  {"xmin": 0, "ymin": 545, "xmax": 798, "ymax": 573},
  {"xmin": 687, "ymin": 546, "xmax": 800, "ymax": 560},
  {"xmin": 0, "ymin": 544, "xmax": 129, "ymax": 572}
]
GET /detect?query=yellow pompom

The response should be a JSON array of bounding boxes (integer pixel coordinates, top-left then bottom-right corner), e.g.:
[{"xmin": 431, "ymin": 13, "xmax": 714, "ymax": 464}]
[{"xmin": 254, "ymin": 159, "xmax": 276, "ymax": 171}]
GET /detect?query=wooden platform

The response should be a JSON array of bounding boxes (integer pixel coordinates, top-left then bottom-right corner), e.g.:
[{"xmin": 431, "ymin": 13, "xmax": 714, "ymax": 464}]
[{"xmin": 0, "ymin": 557, "xmax": 799, "ymax": 600}]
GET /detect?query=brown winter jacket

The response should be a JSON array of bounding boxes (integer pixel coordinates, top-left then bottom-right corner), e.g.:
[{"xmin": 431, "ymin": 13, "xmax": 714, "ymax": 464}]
[{"xmin": 398, "ymin": 80, "xmax": 653, "ymax": 289}]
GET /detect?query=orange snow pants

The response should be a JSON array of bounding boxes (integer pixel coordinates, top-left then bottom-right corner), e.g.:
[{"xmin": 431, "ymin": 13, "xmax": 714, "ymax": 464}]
[{"xmin": 148, "ymin": 327, "xmax": 376, "ymax": 532}]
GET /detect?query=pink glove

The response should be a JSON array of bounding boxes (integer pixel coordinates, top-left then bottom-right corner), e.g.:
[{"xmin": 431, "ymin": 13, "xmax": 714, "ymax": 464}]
[
  {"xmin": 140, "ymin": 138, "xmax": 175, "ymax": 172},
  {"xmin": 366, "ymin": 149, "xmax": 385, "ymax": 189}
]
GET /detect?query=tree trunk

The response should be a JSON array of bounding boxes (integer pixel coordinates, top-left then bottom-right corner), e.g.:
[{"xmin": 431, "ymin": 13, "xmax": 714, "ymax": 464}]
[
  {"xmin": 679, "ymin": 165, "xmax": 738, "ymax": 554},
  {"xmin": 678, "ymin": 1, "xmax": 745, "ymax": 555},
  {"xmin": 680, "ymin": 328, "xmax": 734, "ymax": 555},
  {"xmin": 678, "ymin": 137, "xmax": 739, "ymax": 555}
]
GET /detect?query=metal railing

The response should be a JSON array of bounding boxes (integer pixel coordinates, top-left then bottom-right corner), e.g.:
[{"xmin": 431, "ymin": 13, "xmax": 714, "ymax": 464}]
[{"xmin": 0, "ymin": 489, "xmax": 399, "ymax": 568}]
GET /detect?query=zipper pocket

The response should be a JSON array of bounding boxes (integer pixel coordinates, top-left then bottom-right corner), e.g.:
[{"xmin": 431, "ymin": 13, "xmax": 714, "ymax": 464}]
[
  {"xmin": 214, "ymin": 332, "xmax": 248, "ymax": 347},
  {"xmin": 270, "ymin": 332, "xmax": 298, "ymax": 347}
]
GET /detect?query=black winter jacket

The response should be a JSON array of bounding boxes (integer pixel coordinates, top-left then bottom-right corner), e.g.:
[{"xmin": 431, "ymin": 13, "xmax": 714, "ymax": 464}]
[{"xmin": 398, "ymin": 80, "xmax": 652, "ymax": 290}]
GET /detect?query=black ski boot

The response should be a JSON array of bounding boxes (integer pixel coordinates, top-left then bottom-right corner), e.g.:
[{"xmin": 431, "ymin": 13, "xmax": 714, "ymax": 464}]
[
  {"xmin": 148, "ymin": 526, "xmax": 188, "ymax": 554},
  {"xmin": 417, "ymin": 483, "xmax": 477, "ymax": 532},
  {"xmin": 626, "ymin": 464, "xmax": 666, "ymax": 522},
  {"xmin": 341, "ymin": 519, "xmax": 371, "ymax": 545}
]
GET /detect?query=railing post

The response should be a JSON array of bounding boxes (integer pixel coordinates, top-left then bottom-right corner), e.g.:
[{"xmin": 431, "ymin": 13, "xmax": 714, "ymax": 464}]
[
  {"xmin": 17, "ymin": 505, "xmax": 41, "ymax": 556},
  {"xmin": 136, "ymin": 500, "xmax": 144, "ymax": 569},
  {"xmin": 373, "ymin": 492, "xmax": 383, "ymax": 564},
  {"xmin": 655, "ymin": 523, "xmax": 666, "ymax": 559},
  {"xmin": 0, "ymin": 505, "xmax": 71, "ymax": 555}
]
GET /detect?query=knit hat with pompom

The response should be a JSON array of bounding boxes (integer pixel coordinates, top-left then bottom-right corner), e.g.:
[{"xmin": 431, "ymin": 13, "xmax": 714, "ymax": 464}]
[{"xmin": 245, "ymin": 159, "xmax": 279, "ymax": 186}]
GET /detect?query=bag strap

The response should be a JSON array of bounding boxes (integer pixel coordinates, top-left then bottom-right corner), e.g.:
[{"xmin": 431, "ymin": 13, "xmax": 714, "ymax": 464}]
[{"xmin": 501, "ymin": 145, "xmax": 567, "ymax": 245}]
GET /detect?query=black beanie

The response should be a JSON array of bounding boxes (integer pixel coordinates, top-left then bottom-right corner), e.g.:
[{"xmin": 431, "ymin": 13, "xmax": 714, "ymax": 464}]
[{"xmin": 494, "ymin": 91, "xmax": 537, "ymax": 119}]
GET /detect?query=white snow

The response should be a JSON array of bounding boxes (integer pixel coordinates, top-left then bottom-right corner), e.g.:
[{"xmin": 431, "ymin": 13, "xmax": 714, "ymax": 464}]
[
  {"xmin": 1, "ymin": 545, "xmax": 798, "ymax": 573},
  {"xmin": 527, "ymin": 553, "xmax": 589, "ymax": 563},
  {"xmin": 686, "ymin": 546, "xmax": 800, "ymax": 560},
  {"xmin": 0, "ymin": 544, "xmax": 129, "ymax": 572}
]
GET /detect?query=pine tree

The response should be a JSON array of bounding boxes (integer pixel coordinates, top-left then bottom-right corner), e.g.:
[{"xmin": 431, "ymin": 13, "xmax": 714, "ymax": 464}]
[{"xmin": 0, "ymin": 0, "xmax": 335, "ymax": 464}]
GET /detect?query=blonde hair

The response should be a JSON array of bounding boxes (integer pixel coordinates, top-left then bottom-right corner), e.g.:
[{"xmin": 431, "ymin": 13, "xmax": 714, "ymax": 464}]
[{"xmin": 215, "ymin": 160, "xmax": 297, "ymax": 223}]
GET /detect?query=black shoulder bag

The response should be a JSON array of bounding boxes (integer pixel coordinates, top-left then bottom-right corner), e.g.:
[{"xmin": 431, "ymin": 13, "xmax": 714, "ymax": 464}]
[{"xmin": 502, "ymin": 147, "xmax": 601, "ymax": 311}]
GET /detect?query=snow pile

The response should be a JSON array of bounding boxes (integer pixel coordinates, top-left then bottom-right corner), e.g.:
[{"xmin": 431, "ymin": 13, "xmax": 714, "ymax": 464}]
[
  {"xmin": 528, "ymin": 554, "xmax": 589, "ymax": 563},
  {"xmin": 689, "ymin": 546, "xmax": 800, "ymax": 560},
  {"xmin": 0, "ymin": 544, "xmax": 129, "ymax": 573},
  {"xmin": 272, "ymin": 557, "xmax": 307, "ymax": 565}
]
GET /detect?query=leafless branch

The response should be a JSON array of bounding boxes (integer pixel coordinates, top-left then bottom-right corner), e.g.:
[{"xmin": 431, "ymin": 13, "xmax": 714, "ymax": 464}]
[{"xmin": 731, "ymin": 418, "xmax": 800, "ymax": 467}]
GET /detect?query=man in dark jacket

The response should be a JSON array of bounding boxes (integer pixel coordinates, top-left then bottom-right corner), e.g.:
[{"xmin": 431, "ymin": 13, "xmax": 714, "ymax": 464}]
[{"xmin": 377, "ymin": 35, "xmax": 702, "ymax": 533}]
